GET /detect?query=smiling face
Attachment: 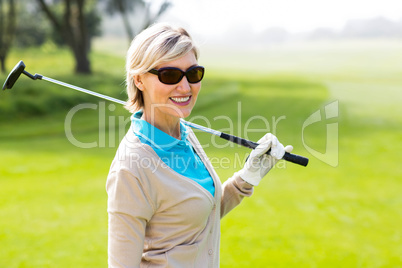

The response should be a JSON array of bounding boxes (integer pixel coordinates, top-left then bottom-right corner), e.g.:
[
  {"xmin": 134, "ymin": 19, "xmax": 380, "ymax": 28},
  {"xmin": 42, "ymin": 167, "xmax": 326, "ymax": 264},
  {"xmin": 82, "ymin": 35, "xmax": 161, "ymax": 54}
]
[{"xmin": 135, "ymin": 51, "xmax": 201, "ymax": 129}]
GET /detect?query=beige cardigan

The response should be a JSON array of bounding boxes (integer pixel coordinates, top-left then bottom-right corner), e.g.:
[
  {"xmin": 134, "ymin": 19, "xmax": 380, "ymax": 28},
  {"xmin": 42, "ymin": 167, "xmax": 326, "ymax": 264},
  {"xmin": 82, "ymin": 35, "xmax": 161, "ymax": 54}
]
[{"xmin": 107, "ymin": 128, "xmax": 253, "ymax": 267}]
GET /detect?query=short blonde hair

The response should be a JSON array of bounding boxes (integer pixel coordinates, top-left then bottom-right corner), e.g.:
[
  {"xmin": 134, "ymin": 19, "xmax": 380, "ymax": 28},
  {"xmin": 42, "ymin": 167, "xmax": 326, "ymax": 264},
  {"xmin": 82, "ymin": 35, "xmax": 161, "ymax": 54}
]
[{"xmin": 125, "ymin": 23, "xmax": 199, "ymax": 113}]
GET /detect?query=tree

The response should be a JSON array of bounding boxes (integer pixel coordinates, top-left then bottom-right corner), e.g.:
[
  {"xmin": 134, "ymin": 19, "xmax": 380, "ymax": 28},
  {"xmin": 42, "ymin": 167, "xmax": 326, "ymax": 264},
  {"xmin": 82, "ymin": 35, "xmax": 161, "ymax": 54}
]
[
  {"xmin": 0, "ymin": 0, "xmax": 16, "ymax": 73},
  {"xmin": 141, "ymin": 1, "xmax": 171, "ymax": 32},
  {"xmin": 103, "ymin": 0, "xmax": 141, "ymax": 42},
  {"xmin": 14, "ymin": 1, "xmax": 49, "ymax": 48},
  {"xmin": 36, "ymin": 0, "xmax": 101, "ymax": 74},
  {"xmin": 103, "ymin": 0, "xmax": 171, "ymax": 44}
]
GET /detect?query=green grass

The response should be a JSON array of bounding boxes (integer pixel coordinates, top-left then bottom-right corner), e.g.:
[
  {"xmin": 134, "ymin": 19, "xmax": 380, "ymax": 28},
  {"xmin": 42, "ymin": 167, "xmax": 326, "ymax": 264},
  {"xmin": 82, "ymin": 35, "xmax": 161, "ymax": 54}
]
[{"xmin": 1, "ymin": 39, "xmax": 401, "ymax": 267}]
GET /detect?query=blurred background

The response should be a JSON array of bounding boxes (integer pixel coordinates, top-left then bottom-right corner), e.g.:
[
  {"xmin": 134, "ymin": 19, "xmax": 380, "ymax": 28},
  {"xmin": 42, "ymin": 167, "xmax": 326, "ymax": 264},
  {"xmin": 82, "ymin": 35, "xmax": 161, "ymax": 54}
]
[{"xmin": 0, "ymin": 0, "xmax": 401, "ymax": 267}]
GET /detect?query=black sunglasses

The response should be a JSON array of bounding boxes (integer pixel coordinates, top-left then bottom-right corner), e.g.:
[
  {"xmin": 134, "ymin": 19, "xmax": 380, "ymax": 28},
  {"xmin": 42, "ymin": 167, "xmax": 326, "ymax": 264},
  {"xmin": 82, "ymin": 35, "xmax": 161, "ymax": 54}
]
[{"xmin": 148, "ymin": 65, "xmax": 205, "ymax": 85}]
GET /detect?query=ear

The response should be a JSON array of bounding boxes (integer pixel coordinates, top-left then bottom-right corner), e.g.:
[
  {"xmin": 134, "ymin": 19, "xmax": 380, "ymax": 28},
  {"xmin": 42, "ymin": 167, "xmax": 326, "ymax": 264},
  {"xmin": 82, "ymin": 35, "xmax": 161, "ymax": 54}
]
[{"xmin": 134, "ymin": 75, "xmax": 144, "ymax": 91}]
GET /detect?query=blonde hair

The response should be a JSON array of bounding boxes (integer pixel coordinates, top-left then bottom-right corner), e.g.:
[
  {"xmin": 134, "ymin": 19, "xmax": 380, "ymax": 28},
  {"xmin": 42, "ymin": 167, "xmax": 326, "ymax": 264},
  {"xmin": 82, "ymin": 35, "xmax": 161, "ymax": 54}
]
[{"xmin": 125, "ymin": 23, "xmax": 199, "ymax": 113}]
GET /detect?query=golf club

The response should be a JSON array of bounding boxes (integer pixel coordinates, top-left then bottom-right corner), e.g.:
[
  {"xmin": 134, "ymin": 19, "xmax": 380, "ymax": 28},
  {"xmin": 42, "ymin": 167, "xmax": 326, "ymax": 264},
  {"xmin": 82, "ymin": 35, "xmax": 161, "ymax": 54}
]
[{"xmin": 2, "ymin": 60, "xmax": 309, "ymax": 167}]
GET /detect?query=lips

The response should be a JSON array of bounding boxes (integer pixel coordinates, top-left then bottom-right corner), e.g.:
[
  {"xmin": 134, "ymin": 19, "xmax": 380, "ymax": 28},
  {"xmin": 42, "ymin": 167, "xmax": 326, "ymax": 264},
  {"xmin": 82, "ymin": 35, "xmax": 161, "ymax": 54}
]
[{"xmin": 170, "ymin": 96, "xmax": 192, "ymax": 106}]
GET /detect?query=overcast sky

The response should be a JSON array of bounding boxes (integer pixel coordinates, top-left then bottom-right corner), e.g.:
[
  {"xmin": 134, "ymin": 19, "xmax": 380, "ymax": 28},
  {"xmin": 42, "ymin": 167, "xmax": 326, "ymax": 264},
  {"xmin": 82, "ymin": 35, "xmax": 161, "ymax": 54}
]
[{"xmin": 161, "ymin": 0, "xmax": 402, "ymax": 35}]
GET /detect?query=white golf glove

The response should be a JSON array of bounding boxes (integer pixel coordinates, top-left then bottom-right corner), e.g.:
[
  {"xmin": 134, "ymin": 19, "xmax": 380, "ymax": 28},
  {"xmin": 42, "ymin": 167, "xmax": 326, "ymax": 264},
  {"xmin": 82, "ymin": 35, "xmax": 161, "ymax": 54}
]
[{"xmin": 238, "ymin": 133, "xmax": 293, "ymax": 186}]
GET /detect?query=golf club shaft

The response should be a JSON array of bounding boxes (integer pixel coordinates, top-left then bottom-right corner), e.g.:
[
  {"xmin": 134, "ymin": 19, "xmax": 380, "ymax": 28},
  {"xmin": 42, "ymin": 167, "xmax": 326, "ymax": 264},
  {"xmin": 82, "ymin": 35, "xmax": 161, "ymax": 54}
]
[{"xmin": 3, "ymin": 60, "xmax": 308, "ymax": 167}]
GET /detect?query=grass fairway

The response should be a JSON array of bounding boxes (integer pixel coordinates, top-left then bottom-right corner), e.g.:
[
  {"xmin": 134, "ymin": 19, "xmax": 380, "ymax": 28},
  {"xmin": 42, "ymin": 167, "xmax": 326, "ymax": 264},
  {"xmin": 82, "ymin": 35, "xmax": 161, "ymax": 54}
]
[{"xmin": 1, "ymin": 39, "xmax": 402, "ymax": 267}]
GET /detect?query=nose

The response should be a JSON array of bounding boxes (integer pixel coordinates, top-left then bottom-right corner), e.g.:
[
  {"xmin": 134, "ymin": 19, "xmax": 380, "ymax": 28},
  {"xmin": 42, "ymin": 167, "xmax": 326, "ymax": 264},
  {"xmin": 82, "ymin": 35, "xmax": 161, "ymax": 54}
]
[{"xmin": 176, "ymin": 76, "xmax": 191, "ymax": 93}]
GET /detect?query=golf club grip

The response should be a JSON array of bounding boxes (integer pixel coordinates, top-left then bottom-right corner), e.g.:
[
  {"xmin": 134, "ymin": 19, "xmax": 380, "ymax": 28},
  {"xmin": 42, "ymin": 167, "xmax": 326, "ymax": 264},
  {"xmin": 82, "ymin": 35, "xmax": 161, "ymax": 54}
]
[
  {"xmin": 220, "ymin": 132, "xmax": 309, "ymax": 167},
  {"xmin": 282, "ymin": 152, "xmax": 309, "ymax": 167}
]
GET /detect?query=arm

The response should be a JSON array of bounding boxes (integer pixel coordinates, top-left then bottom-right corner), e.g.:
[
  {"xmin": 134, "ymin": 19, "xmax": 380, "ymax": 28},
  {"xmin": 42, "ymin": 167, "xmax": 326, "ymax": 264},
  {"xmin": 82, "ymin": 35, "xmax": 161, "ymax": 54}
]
[
  {"xmin": 220, "ymin": 133, "xmax": 292, "ymax": 218},
  {"xmin": 107, "ymin": 169, "xmax": 154, "ymax": 268},
  {"xmin": 220, "ymin": 173, "xmax": 254, "ymax": 218}
]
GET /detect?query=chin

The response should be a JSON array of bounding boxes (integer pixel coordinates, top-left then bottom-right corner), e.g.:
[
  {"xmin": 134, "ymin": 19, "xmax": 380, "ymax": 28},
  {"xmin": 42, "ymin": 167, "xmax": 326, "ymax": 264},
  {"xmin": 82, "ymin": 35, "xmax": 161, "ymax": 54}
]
[
  {"xmin": 159, "ymin": 106, "xmax": 192, "ymax": 120},
  {"xmin": 174, "ymin": 108, "xmax": 192, "ymax": 119},
  {"xmin": 175, "ymin": 102, "xmax": 195, "ymax": 117}
]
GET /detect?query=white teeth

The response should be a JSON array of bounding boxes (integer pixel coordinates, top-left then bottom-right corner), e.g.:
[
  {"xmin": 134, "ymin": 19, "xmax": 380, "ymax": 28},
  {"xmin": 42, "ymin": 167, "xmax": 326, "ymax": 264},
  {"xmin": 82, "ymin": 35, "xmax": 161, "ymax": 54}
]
[{"xmin": 170, "ymin": 96, "xmax": 190, "ymax": 103}]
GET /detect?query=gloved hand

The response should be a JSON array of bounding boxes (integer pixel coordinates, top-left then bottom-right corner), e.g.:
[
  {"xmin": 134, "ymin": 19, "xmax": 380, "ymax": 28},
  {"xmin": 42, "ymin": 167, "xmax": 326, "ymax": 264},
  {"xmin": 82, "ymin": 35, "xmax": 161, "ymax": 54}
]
[{"xmin": 237, "ymin": 133, "xmax": 293, "ymax": 186}]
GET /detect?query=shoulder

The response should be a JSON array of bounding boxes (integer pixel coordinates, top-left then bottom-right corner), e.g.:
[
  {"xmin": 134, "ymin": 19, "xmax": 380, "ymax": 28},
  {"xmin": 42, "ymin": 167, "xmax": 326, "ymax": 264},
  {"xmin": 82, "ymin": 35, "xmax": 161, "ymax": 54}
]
[{"xmin": 107, "ymin": 130, "xmax": 159, "ymax": 210}]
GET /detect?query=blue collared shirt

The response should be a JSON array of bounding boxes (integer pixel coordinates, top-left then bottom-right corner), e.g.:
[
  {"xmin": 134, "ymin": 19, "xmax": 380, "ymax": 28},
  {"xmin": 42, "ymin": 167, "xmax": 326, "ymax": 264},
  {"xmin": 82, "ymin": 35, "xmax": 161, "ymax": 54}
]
[{"xmin": 131, "ymin": 111, "xmax": 215, "ymax": 197}]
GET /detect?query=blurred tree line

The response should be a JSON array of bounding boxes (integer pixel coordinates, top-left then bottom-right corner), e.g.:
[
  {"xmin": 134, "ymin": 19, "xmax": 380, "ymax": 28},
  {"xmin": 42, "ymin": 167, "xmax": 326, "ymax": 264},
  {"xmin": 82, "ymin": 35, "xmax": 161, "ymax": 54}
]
[{"xmin": 0, "ymin": 0, "xmax": 171, "ymax": 74}]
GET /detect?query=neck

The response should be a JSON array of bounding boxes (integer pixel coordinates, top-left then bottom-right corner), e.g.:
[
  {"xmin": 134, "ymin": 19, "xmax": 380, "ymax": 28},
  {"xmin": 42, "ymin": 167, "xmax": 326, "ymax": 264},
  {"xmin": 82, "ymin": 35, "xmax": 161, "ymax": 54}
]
[{"xmin": 141, "ymin": 110, "xmax": 181, "ymax": 139}]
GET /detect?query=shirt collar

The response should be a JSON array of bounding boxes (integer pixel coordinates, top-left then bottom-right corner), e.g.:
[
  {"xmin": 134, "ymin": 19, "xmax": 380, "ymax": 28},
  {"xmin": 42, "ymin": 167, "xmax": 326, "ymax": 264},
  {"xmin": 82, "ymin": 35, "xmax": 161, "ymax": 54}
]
[{"xmin": 131, "ymin": 110, "xmax": 189, "ymax": 150}]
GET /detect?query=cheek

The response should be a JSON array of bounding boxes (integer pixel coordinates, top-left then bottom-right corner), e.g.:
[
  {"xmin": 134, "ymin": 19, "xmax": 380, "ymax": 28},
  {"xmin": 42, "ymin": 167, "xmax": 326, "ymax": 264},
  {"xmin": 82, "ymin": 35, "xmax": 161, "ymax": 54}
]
[
  {"xmin": 192, "ymin": 84, "xmax": 202, "ymax": 99},
  {"xmin": 145, "ymin": 84, "xmax": 171, "ymax": 102}
]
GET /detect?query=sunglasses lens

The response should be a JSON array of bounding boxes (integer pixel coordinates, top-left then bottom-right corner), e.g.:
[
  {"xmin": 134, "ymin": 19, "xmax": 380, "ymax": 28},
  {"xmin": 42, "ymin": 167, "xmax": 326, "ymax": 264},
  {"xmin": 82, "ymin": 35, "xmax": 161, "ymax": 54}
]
[
  {"xmin": 186, "ymin": 67, "xmax": 204, "ymax": 83},
  {"xmin": 153, "ymin": 66, "xmax": 205, "ymax": 84},
  {"xmin": 159, "ymin": 69, "xmax": 183, "ymax": 84}
]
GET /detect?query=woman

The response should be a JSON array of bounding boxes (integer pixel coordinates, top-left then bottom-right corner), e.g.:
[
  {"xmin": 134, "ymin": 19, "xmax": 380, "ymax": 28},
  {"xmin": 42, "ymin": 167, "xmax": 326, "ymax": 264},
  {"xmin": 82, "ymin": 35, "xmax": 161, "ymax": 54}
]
[{"xmin": 106, "ymin": 23, "xmax": 293, "ymax": 267}]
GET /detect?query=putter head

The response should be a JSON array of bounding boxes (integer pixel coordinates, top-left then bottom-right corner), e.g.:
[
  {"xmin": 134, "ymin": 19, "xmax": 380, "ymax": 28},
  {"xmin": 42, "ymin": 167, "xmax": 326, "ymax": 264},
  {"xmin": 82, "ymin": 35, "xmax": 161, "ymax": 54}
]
[{"xmin": 2, "ymin": 60, "xmax": 26, "ymax": 90}]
